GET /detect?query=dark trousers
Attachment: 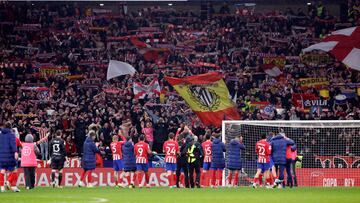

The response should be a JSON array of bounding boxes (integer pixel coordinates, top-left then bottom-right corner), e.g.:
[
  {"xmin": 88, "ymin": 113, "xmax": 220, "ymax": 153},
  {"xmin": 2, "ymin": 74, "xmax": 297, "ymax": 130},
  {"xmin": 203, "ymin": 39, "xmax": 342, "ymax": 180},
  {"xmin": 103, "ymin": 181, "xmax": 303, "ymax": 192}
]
[
  {"xmin": 274, "ymin": 164, "xmax": 285, "ymax": 181},
  {"xmin": 285, "ymin": 159, "xmax": 293, "ymax": 188},
  {"xmin": 176, "ymin": 158, "xmax": 189, "ymax": 188},
  {"xmin": 24, "ymin": 167, "xmax": 36, "ymax": 188},
  {"xmin": 291, "ymin": 160, "xmax": 298, "ymax": 186},
  {"xmin": 188, "ymin": 160, "xmax": 201, "ymax": 188}
]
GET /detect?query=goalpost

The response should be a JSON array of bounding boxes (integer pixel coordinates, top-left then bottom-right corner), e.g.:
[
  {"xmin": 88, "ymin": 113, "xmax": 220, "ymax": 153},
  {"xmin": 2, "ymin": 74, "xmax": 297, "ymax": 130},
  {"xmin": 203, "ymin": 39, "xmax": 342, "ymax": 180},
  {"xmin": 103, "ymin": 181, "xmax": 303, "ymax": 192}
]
[{"xmin": 221, "ymin": 120, "xmax": 360, "ymax": 187}]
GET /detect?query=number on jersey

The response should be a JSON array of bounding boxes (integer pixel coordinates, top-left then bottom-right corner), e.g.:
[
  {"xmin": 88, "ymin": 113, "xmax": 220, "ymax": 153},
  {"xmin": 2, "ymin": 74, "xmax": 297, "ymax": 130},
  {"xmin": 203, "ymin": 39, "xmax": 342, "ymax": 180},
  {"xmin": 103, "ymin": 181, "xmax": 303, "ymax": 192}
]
[
  {"xmin": 257, "ymin": 145, "xmax": 265, "ymax": 155},
  {"xmin": 53, "ymin": 144, "xmax": 60, "ymax": 153},
  {"xmin": 166, "ymin": 146, "xmax": 176, "ymax": 155},
  {"xmin": 137, "ymin": 148, "xmax": 143, "ymax": 156}
]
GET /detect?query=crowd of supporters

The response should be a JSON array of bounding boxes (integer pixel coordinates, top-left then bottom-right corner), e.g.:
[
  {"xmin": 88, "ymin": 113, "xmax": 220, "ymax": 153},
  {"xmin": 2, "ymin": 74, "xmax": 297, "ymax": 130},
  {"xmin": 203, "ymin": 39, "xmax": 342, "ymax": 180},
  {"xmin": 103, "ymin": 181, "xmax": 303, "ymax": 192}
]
[{"xmin": 0, "ymin": 1, "xmax": 360, "ymax": 161}]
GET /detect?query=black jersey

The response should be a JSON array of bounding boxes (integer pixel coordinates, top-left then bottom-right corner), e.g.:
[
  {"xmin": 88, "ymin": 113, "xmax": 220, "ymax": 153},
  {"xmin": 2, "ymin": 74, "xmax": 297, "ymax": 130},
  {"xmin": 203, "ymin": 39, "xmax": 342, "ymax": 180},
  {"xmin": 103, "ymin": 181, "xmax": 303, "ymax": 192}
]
[{"xmin": 49, "ymin": 138, "xmax": 66, "ymax": 160}]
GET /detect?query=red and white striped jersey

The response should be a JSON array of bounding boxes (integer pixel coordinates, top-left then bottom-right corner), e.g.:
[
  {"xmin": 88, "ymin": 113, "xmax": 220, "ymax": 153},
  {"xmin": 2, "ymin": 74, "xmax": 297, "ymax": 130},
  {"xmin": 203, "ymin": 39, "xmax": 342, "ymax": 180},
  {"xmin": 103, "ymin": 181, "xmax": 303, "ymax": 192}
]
[
  {"xmin": 34, "ymin": 127, "xmax": 49, "ymax": 140},
  {"xmin": 110, "ymin": 141, "xmax": 125, "ymax": 160},
  {"xmin": 163, "ymin": 140, "xmax": 179, "ymax": 164},
  {"xmin": 202, "ymin": 140, "xmax": 212, "ymax": 163},
  {"xmin": 255, "ymin": 139, "xmax": 271, "ymax": 163},
  {"xmin": 134, "ymin": 141, "xmax": 149, "ymax": 164}
]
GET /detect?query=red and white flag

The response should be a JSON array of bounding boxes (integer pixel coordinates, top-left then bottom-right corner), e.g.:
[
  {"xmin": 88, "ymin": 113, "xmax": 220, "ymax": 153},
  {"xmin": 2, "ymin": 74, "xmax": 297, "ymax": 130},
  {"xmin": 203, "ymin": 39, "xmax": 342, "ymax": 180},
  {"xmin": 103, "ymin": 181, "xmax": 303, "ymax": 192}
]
[
  {"xmin": 130, "ymin": 37, "xmax": 151, "ymax": 49},
  {"xmin": 303, "ymin": 26, "xmax": 360, "ymax": 71},
  {"xmin": 133, "ymin": 79, "xmax": 161, "ymax": 99},
  {"xmin": 262, "ymin": 64, "xmax": 283, "ymax": 78}
]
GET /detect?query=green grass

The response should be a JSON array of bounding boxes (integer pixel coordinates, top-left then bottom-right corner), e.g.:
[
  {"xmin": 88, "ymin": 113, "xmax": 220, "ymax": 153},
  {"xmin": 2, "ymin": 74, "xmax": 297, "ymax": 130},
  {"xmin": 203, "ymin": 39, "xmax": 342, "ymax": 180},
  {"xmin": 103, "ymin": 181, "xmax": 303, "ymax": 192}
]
[{"xmin": 1, "ymin": 187, "xmax": 359, "ymax": 203}]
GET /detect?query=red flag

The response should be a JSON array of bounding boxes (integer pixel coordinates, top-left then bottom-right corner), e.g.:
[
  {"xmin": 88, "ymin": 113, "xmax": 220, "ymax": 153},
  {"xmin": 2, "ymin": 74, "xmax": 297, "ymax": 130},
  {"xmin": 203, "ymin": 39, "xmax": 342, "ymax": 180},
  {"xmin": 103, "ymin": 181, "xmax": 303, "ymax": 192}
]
[{"xmin": 130, "ymin": 37, "xmax": 151, "ymax": 49}]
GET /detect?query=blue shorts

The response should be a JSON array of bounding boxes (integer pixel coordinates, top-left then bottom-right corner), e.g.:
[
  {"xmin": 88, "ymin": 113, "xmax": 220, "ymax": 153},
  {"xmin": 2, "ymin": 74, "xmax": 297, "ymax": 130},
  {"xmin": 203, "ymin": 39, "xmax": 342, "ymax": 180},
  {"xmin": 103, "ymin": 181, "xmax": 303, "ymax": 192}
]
[
  {"xmin": 113, "ymin": 160, "xmax": 124, "ymax": 172},
  {"xmin": 203, "ymin": 162, "xmax": 211, "ymax": 171},
  {"xmin": 0, "ymin": 162, "xmax": 16, "ymax": 171},
  {"xmin": 165, "ymin": 163, "xmax": 176, "ymax": 171},
  {"xmin": 136, "ymin": 163, "xmax": 149, "ymax": 172},
  {"xmin": 270, "ymin": 157, "xmax": 274, "ymax": 168},
  {"xmin": 257, "ymin": 163, "xmax": 271, "ymax": 172}
]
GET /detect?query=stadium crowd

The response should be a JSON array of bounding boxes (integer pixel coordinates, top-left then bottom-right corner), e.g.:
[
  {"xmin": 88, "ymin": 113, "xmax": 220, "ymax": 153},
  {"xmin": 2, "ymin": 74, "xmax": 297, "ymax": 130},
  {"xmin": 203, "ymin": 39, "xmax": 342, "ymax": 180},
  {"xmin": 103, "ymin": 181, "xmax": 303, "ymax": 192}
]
[{"xmin": 0, "ymin": 0, "xmax": 360, "ymax": 163}]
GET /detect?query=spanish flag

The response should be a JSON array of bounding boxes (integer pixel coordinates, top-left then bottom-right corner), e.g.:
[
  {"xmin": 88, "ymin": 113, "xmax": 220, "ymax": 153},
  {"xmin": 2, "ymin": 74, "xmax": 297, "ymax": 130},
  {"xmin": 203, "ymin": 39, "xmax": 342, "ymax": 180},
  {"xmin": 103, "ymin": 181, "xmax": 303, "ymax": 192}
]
[{"xmin": 165, "ymin": 72, "xmax": 240, "ymax": 127}]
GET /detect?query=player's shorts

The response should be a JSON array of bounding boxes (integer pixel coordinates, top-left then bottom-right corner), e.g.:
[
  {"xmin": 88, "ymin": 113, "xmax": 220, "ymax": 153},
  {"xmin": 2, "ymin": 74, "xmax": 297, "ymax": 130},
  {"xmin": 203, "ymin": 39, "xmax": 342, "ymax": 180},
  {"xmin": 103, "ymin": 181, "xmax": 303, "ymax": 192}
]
[
  {"xmin": 113, "ymin": 160, "xmax": 124, "ymax": 171},
  {"xmin": 0, "ymin": 162, "xmax": 16, "ymax": 171},
  {"xmin": 269, "ymin": 157, "xmax": 274, "ymax": 168},
  {"xmin": 51, "ymin": 158, "xmax": 65, "ymax": 170},
  {"xmin": 136, "ymin": 163, "xmax": 149, "ymax": 172},
  {"xmin": 257, "ymin": 163, "xmax": 271, "ymax": 172},
  {"xmin": 203, "ymin": 162, "xmax": 211, "ymax": 171},
  {"xmin": 165, "ymin": 163, "xmax": 176, "ymax": 171}
]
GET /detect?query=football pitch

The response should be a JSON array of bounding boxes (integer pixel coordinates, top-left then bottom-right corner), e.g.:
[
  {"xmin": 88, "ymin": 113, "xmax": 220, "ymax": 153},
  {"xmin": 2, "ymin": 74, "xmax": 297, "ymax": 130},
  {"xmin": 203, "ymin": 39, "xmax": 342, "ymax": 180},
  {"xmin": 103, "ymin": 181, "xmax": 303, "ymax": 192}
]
[{"xmin": 1, "ymin": 187, "xmax": 359, "ymax": 203}]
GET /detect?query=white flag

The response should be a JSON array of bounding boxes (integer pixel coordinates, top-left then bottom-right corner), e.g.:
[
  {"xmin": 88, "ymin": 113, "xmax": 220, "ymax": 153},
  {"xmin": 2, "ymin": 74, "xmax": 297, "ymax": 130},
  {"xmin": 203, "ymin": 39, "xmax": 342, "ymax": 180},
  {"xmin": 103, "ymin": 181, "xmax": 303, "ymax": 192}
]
[
  {"xmin": 107, "ymin": 60, "xmax": 136, "ymax": 80},
  {"xmin": 302, "ymin": 26, "xmax": 360, "ymax": 71}
]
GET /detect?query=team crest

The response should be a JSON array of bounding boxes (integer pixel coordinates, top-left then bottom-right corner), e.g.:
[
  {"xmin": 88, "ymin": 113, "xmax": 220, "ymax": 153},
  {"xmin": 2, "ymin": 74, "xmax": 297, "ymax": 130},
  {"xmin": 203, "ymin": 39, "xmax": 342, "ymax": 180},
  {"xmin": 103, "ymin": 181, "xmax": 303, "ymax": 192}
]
[{"xmin": 187, "ymin": 85, "xmax": 220, "ymax": 111}]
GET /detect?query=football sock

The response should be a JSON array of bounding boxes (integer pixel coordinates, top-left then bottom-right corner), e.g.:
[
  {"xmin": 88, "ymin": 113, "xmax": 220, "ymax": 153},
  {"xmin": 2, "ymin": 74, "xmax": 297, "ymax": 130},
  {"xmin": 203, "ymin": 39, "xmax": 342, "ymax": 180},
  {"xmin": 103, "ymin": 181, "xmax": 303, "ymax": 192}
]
[
  {"xmin": 145, "ymin": 173, "xmax": 150, "ymax": 185},
  {"xmin": 253, "ymin": 177, "xmax": 258, "ymax": 184},
  {"xmin": 126, "ymin": 174, "xmax": 131, "ymax": 186},
  {"xmin": 136, "ymin": 173, "xmax": 142, "ymax": 186},
  {"xmin": 180, "ymin": 173, "xmax": 184, "ymax": 183},
  {"xmin": 211, "ymin": 170, "xmax": 216, "ymax": 186},
  {"xmin": 87, "ymin": 171, "xmax": 93, "ymax": 183},
  {"xmin": 80, "ymin": 170, "xmax": 87, "ymax": 182},
  {"xmin": 58, "ymin": 173, "xmax": 63, "ymax": 186},
  {"xmin": 258, "ymin": 174, "xmax": 263, "ymax": 185},
  {"xmin": 0, "ymin": 173, "xmax": 4, "ymax": 187},
  {"xmin": 234, "ymin": 172, "xmax": 239, "ymax": 186},
  {"xmin": 200, "ymin": 171, "xmax": 206, "ymax": 186},
  {"xmin": 51, "ymin": 172, "xmax": 56, "ymax": 183},
  {"xmin": 7, "ymin": 173, "xmax": 13, "ymax": 185},
  {"xmin": 167, "ymin": 174, "xmax": 172, "ymax": 186},
  {"xmin": 216, "ymin": 170, "xmax": 223, "ymax": 186},
  {"xmin": 9, "ymin": 172, "xmax": 18, "ymax": 186},
  {"xmin": 266, "ymin": 178, "xmax": 272, "ymax": 185},
  {"xmin": 119, "ymin": 172, "xmax": 124, "ymax": 185},
  {"xmin": 227, "ymin": 172, "xmax": 233, "ymax": 185}
]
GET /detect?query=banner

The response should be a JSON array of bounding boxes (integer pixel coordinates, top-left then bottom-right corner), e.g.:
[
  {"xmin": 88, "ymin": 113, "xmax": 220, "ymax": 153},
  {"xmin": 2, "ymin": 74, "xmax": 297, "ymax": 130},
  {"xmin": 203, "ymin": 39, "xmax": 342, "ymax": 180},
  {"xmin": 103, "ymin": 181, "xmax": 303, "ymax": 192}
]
[
  {"xmin": 263, "ymin": 56, "xmax": 286, "ymax": 67},
  {"xmin": 190, "ymin": 62, "xmax": 220, "ymax": 69},
  {"xmin": 133, "ymin": 79, "xmax": 161, "ymax": 99},
  {"xmin": 165, "ymin": 72, "xmax": 240, "ymax": 127},
  {"xmin": 13, "ymin": 168, "xmax": 360, "ymax": 187},
  {"xmin": 298, "ymin": 78, "xmax": 329, "ymax": 89},
  {"xmin": 40, "ymin": 66, "xmax": 69, "ymax": 77},
  {"xmin": 292, "ymin": 93, "xmax": 317, "ymax": 109},
  {"xmin": 302, "ymin": 99, "xmax": 328, "ymax": 108},
  {"xmin": 315, "ymin": 156, "xmax": 360, "ymax": 168},
  {"xmin": 296, "ymin": 168, "xmax": 360, "ymax": 187},
  {"xmin": 14, "ymin": 113, "xmax": 37, "ymax": 117},
  {"xmin": 66, "ymin": 75, "xmax": 84, "ymax": 80},
  {"xmin": 301, "ymin": 53, "xmax": 331, "ymax": 66},
  {"xmin": 103, "ymin": 88, "xmax": 121, "ymax": 94}
]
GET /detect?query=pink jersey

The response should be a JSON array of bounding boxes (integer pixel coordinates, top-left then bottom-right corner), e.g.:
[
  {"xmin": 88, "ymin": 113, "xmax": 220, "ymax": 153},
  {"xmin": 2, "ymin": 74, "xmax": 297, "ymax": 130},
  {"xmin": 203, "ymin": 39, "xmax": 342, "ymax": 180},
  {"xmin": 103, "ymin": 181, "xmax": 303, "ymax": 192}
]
[
  {"xmin": 255, "ymin": 139, "xmax": 271, "ymax": 163},
  {"xmin": 163, "ymin": 140, "xmax": 179, "ymax": 163},
  {"xmin": 110, "ymin": 141, "xmax": 125, "ymax": 160},
  {"xmin": 202, "ymin": 140, "xmax": 212, "ymax": 163},
  {"xmin": 134, "ymin": 141, "xmax": 149, "ymax": 164},
  {"xmin": 142, "ymin": 127, "xmax": 154, "ymax": 142}
]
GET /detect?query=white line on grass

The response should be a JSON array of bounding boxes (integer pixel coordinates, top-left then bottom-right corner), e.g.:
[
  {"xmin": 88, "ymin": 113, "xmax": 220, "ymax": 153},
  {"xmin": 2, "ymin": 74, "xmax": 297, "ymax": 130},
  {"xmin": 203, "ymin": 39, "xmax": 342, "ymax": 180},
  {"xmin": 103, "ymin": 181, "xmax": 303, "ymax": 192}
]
[{"xmin": 90, "ymin": 198, "xmax": 108, "ymax": 203}]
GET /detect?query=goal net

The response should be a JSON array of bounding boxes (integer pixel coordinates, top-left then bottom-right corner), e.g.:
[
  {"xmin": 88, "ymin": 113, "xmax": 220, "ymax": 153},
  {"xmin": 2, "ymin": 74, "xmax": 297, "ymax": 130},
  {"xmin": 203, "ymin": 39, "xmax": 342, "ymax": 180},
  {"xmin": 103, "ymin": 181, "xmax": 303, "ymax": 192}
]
[{"xmin": 221, "ymin": 120, "xmax": 360, "ymax": 187}]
